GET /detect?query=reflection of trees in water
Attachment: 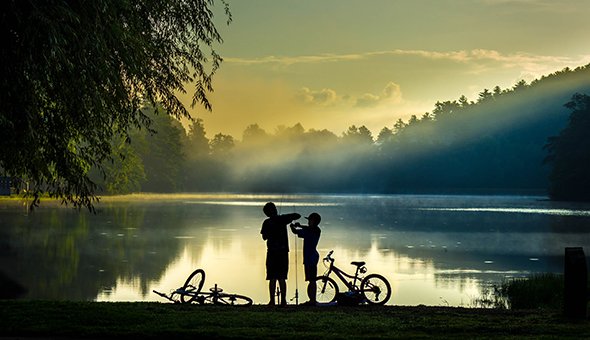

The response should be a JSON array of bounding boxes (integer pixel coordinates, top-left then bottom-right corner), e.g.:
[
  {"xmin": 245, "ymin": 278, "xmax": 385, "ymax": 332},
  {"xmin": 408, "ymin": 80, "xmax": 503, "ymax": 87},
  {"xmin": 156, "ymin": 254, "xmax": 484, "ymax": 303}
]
[
  {"xmin": 93, "ymin": 203, "xmax": 177, "ymax": 297},
  {"xmin": 3, "ymin": 208, "xmax": 91, "ymax": 299},
  {"xmin": 1, "ymin": 201, "xmax": 271, "ymax": 300},
  {"xmin": 3, "ymin": 196, "xmax": 590, "ymax": 300},
  {"xmin": 1, "ymin": 203, "xmax": 209, "ymax": 300},
  {"xmin": 319, "ymin": 211, "xmax": 579, "ymax": 291}
]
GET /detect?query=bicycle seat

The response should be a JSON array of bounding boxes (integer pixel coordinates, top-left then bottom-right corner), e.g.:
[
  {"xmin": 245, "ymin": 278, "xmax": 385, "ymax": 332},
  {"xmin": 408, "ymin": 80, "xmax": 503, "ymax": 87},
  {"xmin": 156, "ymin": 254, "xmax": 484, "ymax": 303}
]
[
  {"xmin": 351, "ymin": 261, "xmax": 365, "ymax": 267},
  {"xmin": 210, "ymin": 286, "xmax": 223, "ymax": 293}
]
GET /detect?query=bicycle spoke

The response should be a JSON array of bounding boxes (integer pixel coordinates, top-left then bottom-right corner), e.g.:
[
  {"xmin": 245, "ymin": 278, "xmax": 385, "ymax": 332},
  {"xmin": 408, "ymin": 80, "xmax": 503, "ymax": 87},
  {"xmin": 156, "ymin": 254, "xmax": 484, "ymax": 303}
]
[
  {"xmin": 360, "ymin": 274, "xmax": 391, "ymax": 305},
  {"xmin": 215, "ymin": 293, "xmax": 253, "ymax": 306},
  {"xmin": 314, "ymin": 276, "xmax": 338, "ymax": 303}
]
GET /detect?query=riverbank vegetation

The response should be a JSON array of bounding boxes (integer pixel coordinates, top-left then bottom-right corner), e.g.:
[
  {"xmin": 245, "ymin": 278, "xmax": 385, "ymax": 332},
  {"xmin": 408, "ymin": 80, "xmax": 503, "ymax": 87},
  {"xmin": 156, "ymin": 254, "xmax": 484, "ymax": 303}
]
[
  {"xmin": 475, "ymin": 273, "xmax": 565, "ymax": 310},
  {"xmin": 1, "ymin": 301, "xmax": 589, "ymax": 339}
]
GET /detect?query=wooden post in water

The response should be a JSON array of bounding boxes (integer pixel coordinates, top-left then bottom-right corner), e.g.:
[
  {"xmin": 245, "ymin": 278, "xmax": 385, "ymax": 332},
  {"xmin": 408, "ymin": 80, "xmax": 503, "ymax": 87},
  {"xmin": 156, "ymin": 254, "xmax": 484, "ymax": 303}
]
[{"xmin": 564, "ymin": 247, "xmax": 587, "ymax": 319}]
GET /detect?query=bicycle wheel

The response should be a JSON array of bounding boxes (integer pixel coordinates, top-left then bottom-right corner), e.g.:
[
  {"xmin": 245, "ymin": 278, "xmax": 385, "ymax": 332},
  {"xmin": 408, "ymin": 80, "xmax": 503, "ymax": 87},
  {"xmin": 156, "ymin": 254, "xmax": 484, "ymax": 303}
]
[
  {"xmin": 215, "ymin": 293, "xmax": 253, "ymax": 306},
  {"xmin": 180, "ymin": 269, "xmax": 206, "ymax": 304},
  {"xmin": 315, "ymin": 275, "xmax": 339, "ymax": 303},
  {"xmin": 360, "ymin": 273, "xmax": 391, "ymax": 305}
]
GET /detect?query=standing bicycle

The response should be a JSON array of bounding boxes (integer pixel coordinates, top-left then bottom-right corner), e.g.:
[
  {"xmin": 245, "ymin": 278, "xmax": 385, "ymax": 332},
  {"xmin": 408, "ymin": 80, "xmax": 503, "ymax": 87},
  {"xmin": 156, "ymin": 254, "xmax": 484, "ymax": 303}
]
[{"xmin": 315, "ymin": 250, "xmax": 392, "ymax": 305}]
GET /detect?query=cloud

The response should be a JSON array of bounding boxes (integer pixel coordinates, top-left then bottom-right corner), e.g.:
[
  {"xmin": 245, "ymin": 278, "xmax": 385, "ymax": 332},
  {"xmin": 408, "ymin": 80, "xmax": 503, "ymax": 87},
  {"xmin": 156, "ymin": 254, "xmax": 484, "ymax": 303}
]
[
  {"xmin": 297, "ymin": 87, "xmax": 338, "ymax": 106},
  {"xmin": 478, "ymin": 0, "xmax": 576, "ymax": 12},
  {"xmin": 296, "ymin": 82, "xmax": 403, "ymax": 108},
  {"xmin": 226, "ymin": 49, "xmax": 590, "ymax": 74},
  {"xmin": 355, "ymin": 93, "xmax": 381, "ymax": 108},
  {"xmin": 355, "ymin": 82, "xmax": 403, "ymax": 108}
]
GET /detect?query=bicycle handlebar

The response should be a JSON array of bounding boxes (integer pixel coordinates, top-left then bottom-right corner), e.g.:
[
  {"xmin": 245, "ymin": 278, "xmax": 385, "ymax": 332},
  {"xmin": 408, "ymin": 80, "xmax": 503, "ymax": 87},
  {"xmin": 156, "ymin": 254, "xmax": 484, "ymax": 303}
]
[{"xmin": 324, "ymin": 250, "xmax": 335, "ymax": 263}]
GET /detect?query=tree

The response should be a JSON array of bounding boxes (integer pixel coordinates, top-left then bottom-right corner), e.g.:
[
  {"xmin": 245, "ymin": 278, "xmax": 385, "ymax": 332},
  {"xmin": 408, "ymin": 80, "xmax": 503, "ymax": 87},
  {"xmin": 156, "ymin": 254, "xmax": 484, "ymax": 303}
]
[
  {"xmin": 407, "ymin": 115, "xmax": 419, "ymax": 126},
  {"xmin": 432, "ymin": 100, "xmax": 461, "ymax": 119},
  {"xmin": 185, "ymin": 118, "xmax": 211, "ymax": 161},
  {"xmin": 544, "ymin": 93, "xmax": 590, "ymax": 201},
  {"xmin": 376, "ymin": 127, "xmax": 394, "ymax": 145},
  {"xmin": 493, "ymin": 86, "xmax": 503, "ymax": 97},
  {"xmin": 101, "ymin": 136, "xmax": 146, "ymax": 195},
  {"xmin": 513, "ymin": 79, "xmax": 528, "ymax": 91},
  {"xmin": 458, "ymin": 95, "xmax": 472, "ymax": 108},
  {"xmin": 393, "ymin": 118, "xmax": 408, "ymax": 133},
  {"xmin": 134, "ymin": 106, "xmax": 186, "ymax": 192},
  {"xmin": 478, "ymin": 89, "xmax": 493, "ymax": 103},
  {"xmin": 0, "ymin": 0, "xmax": 230, "ymax": 209},
  {"xmin": 342, "ymin": 125, "xmax": 374, "ymax": 145},
  {"xmin": 210, "ymin": 133, "xmax": 235, "ymax": 157},
  {"xmin": 242, "ymin": 124, "xmax": 269, "ymax": 145}
]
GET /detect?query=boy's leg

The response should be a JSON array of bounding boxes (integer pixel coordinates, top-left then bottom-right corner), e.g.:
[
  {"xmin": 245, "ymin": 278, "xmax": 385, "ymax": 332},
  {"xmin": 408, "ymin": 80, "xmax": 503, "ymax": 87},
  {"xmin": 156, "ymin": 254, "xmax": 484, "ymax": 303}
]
[
  {"xmin": 269, "ymin": 279, "xmax": 276, "ymax": 305},
  {"xmin": 308, "ymin": 279, "xmax": 317, "ymax": 303},
  {"xmin": 304, "ymin": 263, "xmax": 318, "ymax": 303},
  {"xmin": 278, "ymin": 279, "xmax": 287, "ymax": 306},
  {"xmin": 277, "ymin": 251, "xmax": 288, "ymax": 306}
]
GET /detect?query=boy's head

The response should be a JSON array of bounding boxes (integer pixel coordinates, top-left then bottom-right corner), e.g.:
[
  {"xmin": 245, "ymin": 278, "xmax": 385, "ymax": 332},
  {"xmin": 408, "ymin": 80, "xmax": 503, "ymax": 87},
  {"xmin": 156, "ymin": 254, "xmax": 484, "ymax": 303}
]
[
  {"xmin": 263, "ymin": 202, "xmax": 278, "ymax": 217},
  {"xmin": 305, "ymin": 212, "xmax": 321, "ymax": 226}
]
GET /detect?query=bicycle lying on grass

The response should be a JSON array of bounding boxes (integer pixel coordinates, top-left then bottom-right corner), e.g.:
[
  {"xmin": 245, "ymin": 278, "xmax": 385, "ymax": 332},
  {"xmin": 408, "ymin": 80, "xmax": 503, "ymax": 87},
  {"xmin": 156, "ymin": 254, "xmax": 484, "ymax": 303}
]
[
  {"xmin": 153, "ymin": 268, "xmax": 253, "ymax": 306},
  {"xmin": 316, "ymin": 250, "xmax": 392, "ymax": 305}
]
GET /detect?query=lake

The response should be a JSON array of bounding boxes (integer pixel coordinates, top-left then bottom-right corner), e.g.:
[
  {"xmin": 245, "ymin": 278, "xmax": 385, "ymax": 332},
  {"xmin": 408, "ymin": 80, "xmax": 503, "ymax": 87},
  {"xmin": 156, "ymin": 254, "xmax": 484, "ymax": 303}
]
[{"xmin": 1, "ymin": 193, "xmax": 589, "ymax": 306}]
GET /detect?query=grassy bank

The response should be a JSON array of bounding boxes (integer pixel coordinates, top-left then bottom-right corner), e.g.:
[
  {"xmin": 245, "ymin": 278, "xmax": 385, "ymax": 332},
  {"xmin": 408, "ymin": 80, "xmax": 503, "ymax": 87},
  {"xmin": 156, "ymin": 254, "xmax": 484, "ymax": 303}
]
[{"xmin": 1, "ymin": 301, "xmax": 589, "ymax": 339}]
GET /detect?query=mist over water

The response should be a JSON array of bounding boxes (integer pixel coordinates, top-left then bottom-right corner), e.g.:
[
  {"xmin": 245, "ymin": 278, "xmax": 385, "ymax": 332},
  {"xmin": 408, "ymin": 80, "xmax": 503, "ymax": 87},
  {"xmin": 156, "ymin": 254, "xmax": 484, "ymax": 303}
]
[{"xmin": 1, "ymin": 194, "xmax": 589, "ymax": 306}]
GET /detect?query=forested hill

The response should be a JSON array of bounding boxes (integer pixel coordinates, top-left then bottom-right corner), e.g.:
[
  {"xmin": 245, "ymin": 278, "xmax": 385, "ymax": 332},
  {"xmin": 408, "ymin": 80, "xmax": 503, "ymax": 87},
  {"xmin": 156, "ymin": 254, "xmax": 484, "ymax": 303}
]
[
  {"xmin": 96, "ymin": 64, "xmax": 590, "ymax": 196},
  {"xmin": 369, "ymin": 65, "xmax": 590, "ymax": 194}
]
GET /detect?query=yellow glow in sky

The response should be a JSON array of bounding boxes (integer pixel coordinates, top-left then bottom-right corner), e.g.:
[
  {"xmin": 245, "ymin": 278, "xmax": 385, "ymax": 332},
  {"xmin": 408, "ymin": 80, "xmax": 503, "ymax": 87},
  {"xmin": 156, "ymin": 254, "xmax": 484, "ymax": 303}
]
[{"xmin": 185, "ymin": 0, "xmax": 590, "ymax": 138}]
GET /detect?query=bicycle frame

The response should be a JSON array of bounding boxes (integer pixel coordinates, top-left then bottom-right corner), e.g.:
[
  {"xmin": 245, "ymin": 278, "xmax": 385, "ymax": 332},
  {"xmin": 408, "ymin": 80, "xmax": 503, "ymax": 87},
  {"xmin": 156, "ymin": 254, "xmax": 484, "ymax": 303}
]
[
  {"xmin": 322, "ymin": 251, "xmax": 365, "ymax": 292},
  {"xmin": 154, "ymin": 284, "xmax": 252, "ymax": 306}
]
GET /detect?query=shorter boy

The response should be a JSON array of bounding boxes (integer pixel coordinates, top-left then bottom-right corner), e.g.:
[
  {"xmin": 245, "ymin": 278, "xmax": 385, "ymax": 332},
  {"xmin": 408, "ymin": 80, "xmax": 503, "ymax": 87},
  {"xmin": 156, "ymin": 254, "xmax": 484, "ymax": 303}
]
[{"xmin": 290, "ymin": 212, "xmax": 322, "ymax": 305}]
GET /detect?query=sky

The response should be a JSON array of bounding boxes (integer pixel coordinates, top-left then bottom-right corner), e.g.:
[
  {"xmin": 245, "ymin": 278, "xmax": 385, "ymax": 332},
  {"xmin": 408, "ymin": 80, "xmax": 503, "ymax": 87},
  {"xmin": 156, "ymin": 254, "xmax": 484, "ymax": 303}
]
[{"xmin": 180, "ymin": 0, "xmax": 590, "ymax": 139}]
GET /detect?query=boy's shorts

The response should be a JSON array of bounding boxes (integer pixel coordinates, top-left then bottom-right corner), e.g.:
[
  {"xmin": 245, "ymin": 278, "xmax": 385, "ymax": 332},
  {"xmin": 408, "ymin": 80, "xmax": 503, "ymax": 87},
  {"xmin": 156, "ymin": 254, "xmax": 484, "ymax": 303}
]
[
  {"xmin": 304, "ymin": 264, "xmax": 317, "ymax": 282},
  {"xmin": 266, "ymin": 250, "xmax": 288, "ymax": 280}
]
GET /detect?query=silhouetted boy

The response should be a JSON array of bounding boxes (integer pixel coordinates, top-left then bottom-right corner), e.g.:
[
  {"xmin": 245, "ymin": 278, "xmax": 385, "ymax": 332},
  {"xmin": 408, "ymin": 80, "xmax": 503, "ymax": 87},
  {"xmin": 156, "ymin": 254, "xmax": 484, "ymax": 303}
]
[
  {"xmin": 290, "ymin": 212, "xmax": 322, "ymax": 306},
  {"xmin": 261, "ymin": 202, "xmax": 301, "ymax": 306}
]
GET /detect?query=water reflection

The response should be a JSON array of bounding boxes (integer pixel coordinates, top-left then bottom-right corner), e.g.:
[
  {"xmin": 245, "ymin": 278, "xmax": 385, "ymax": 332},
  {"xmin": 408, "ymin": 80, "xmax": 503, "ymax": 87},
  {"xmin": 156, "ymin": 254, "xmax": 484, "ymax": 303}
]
[{"xmin": 1, "ymin": 194, "xmax": 589, "ymax": 306}]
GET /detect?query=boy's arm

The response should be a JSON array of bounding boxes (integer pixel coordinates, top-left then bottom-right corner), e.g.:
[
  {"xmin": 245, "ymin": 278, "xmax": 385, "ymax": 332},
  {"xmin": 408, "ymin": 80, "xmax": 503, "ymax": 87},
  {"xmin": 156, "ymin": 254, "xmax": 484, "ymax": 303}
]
[
  {"xmin": 261, "ymin": 221, "xmax": 269, "ymax": 240},
  {"xmin": 290, "ymin": 223, "xmax": 309, "ymax": 238},
  {"xmin": 290, "ymin": 222, "xmax": 300, "ymax": 235},
  {"xmin": 281, "ymin": 213, "xmax": 301, "ymax": 223}
]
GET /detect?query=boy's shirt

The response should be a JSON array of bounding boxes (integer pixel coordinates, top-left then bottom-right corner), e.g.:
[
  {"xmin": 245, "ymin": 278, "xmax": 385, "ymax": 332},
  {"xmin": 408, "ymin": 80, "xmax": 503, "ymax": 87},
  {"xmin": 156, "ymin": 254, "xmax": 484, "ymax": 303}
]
[
  {"xmin": 293, "ymin": 225, "xmax": 321, "ymax": 265},
  {"xmin": 261, "ymin": 213, "xmax": 300, "ymax": 252}
]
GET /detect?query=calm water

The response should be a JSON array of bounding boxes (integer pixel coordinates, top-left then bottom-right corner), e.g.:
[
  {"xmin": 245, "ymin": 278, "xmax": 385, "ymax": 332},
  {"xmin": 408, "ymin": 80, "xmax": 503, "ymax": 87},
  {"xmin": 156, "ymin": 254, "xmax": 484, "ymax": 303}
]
[{"xmin": 1, "ymin": 194, "xmax": 590, "ymax": 306}]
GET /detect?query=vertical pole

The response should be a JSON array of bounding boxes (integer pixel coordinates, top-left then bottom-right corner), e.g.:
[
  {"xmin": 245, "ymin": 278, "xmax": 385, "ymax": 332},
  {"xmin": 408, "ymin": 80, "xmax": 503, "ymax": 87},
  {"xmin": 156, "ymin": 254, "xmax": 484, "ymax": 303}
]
[
  {"xmin": 293, "ymin": 202, "xmax": 299, "ymax": 305},
  {"xmin": 564, "ymin": 247, "xmax": 587, "ymax": 319}
]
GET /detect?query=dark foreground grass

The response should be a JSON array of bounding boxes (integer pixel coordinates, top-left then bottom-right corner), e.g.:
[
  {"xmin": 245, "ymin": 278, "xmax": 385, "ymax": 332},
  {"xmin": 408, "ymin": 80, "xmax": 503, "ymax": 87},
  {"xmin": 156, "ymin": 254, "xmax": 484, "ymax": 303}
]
[{"xmin": 1, "ymin": 301, "xmax": 589, "ymax": 339}]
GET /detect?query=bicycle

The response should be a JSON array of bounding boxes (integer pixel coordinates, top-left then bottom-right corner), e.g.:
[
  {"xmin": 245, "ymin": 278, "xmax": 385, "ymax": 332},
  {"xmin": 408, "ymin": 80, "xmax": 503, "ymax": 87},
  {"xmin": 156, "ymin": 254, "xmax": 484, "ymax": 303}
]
[
  {"xmin": 315, "ymin": 250, "xmax": 392, "ymax": 305},
  {"xmin": 153, "ymin": 268, "xmax": 253, "ymax": 306}
]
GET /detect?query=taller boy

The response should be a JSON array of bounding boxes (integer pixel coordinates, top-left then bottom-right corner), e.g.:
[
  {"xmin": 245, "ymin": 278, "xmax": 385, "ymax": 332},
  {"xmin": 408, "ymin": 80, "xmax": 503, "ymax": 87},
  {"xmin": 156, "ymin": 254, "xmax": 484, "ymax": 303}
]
[{"xmin": 261, "ymin": 202, "xmax": 301, "ymax": 306}]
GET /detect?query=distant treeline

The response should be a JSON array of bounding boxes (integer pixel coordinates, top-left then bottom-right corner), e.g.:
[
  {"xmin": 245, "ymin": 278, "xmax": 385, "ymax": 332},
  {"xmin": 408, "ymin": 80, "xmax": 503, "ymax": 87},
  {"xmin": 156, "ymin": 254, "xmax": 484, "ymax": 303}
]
[{"xmin": 93, "ymin": 64, "xmax": 590, "ymax": 200}]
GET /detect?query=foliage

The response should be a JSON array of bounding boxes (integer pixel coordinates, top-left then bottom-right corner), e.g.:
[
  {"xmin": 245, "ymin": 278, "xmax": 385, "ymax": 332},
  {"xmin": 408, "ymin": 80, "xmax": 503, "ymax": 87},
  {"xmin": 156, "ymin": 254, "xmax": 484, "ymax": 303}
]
[
  {"xmin": 483, "ymin": 274, "xmax": 564, "ymax": 310},
  {"xmin": 544, "ymin": 93, "xmax": 590, "ymax": 201},
  {"xmin": 134, "ymin": 107, "xmax": 186, "ymax": 193},
  {"xmin": 0, "ymin": 0, "xmax": 230, "ymax": 209},
  {"xmin": 102, "ymin": 136, "xmax": 146, "ymax": 195}
]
